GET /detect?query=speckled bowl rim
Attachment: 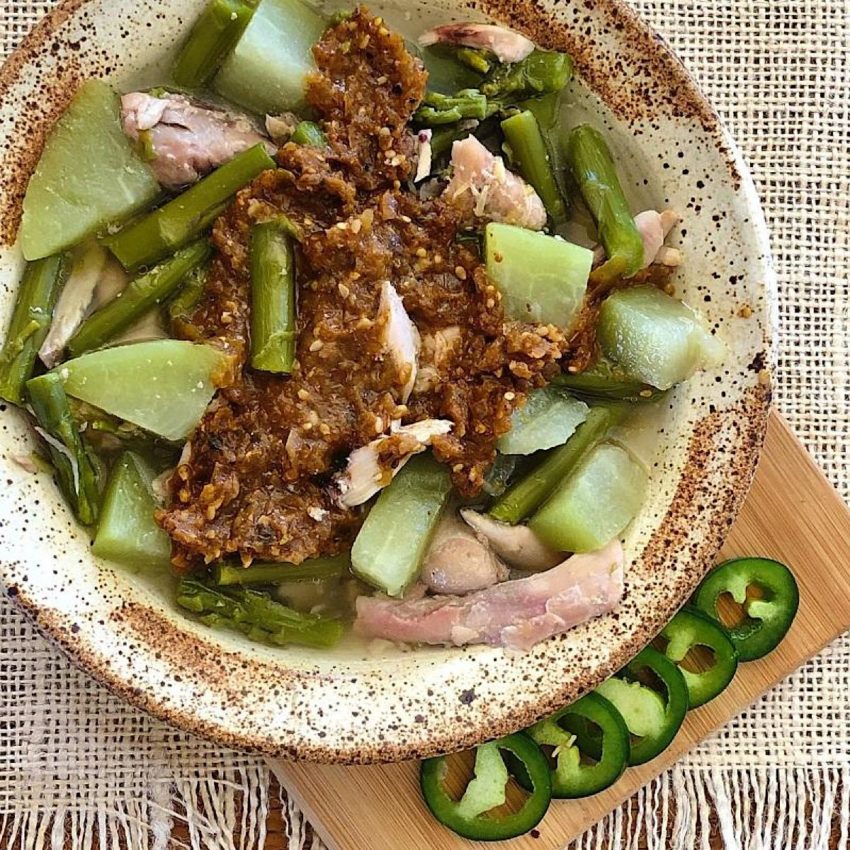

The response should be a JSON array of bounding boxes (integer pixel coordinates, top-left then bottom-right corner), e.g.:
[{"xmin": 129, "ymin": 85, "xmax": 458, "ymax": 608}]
[{"xmin": 0, "ymin": 0, "xmax": 777, "ymax": 763}]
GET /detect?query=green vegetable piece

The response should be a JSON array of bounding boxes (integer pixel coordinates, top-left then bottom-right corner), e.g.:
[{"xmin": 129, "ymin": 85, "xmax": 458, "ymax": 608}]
[
  {"xmin": 351, "ymin": 454, "xmax": 452, "ymax": 596},
  {"xmin": 419, "ymin": 44, "xmax": 485, "ymax": 95},
  {"xmin": 107, "ymin": 143, "xmax": 275, "ymax": 269},
  {"xmin": 58, "ymin": 339, "xmax": 228, "ymax": 442},
  {"xmin": 414, "ymin": 89, "xmax": 491, "ymax": 125},
  {"xmin": 526, "ymin": 692, "xmax": 629, "ymax": 798},
  {"xmin": 173, "ymin": 0, "xmax": 258, "ymax": 89},
  {"xmin": 529, "ymin": 441, "xmax": 647, "ymax": 552},
  {"xmin": 213, "ymin": 552, "xmax": 350, "ymax": 586},
  {"xmin": 213, "ymin": 0, "xmax": 326, "ymax": 114},
  {"xmin": 290, "ymin": 121, "xmax": 327, "ymax": 147},
  {"xmin": 658, "ymin": 608, "xmax": 739, "ymax": 708},
  {"xmin": 498, "ymin": 387, "xmax": 588, "ymax": 455},
  {"xmin": 595, "ymin": 646, "xmax": 689, "ymax": 765},
  {"xmin": 598, "ymin": 285, "xmax": 727, "ymax": 391},
  {"xmin": 455, "ymin": 47, "xmax": 492, "ymax": 74},
  {"xmin": 485, "ymin": 223, "xmax": 592, "ymax": 329},
  {"xmin": 168, "ymin": 260, "xmax": 210, "ymax": 326},
  {"xmin": 176, "ymin": 578, "xmax": 344, "ymax": 648},
  {"xmin": 565, "ymin": 124, "xmax": 643, "ymax": 281},
  {"xmin": 481, "ymin": 49, "xmax": 572, "ymax": 100},
  {"xmin": 26, "ymin": 371, "xmax": 102, "ymax": 525},
  {"xmin": 68, "ymin": 240, "xmax": 211, "ymax": 357},
  {"xmin": 249, "ymin": 220, "xmax": 296, "ymax": 373},
  {"xmin": 20, "ymin": 80, "xmax": 160, "ymax": 261},
  {"xmin": 501, "ymin": 110, "xmax": 567, "ymax": 226},
  {"xmin": 489, "ymin": 405, "xmax": 621, "ymax": 525},
  {"xmin": 420, "ymin": 732, "xmax": 552, "ymax": 841},
  {"xmin": 482, "ymin": 453, "xmax": 519, "ymax": 499},
  {"xmin": 692, "ymin": 557, "xmax": 799, "ymax": 661},
  {"xmin": 0, "ymin": 255, "xmax": 66, "ymax": 405},
  {"xmin": 93, "ymin": 451, "xmax": 172, "ymax": 569},
  {"xmin": 552, "ymin": 358, "xmax": 661, "ymax": 402}
]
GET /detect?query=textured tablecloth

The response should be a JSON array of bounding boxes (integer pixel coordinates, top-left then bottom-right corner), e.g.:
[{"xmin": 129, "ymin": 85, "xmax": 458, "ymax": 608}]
[{"xmin": 1, "ymin": 0, "xmax": 848, "ymax": 848}]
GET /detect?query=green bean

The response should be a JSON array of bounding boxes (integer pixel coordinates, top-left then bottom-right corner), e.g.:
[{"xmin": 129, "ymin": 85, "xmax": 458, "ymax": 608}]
[
  {"xmin": 566, "ymin": 125, "xmax": 644, "ymax": 281},
  {"xmin": 213, "ymin": 552, "xmax": 350, "ymax": 586},
  {"xmin": 414, "ymin": 89, "xmax": 492, "ymax": 125},
  {"xmin": 488, "ymin": 406, "xmax": 622, "ymax": 525},
  {"xmin": 501, "ymin": 110, "xmax": 568, "ymax": 226},
  {"xmin": 173, "ymin": 0, "xmax": 258, "ymax": 88},
  {"xmin": 249, "ymin": 219, "xmax": 296, "ymax": 373},
  {"xmin": 26, "ymin": 371, "xmax": 102, "ymax": 525},
  {"xmin": 481, "ymin": 50, "xmax": 572, "ymax": 100},
  {"xmin": 176, "ymin": 578, "xmax": 344, "ymax": 648},
  {"xmin": 107, "ymin": 144, "xmax": 275, "ymax": 269},
  {"xmin": 168, "ymin": 260, "xmax": 209, "ymax": 325},
  {"xmin": 68, "ymin": 240, "xmax": 211, "ymax": 357},
  {"xmin": 0, "ymin": 255, "xmax": 66, "ymax": 405}
]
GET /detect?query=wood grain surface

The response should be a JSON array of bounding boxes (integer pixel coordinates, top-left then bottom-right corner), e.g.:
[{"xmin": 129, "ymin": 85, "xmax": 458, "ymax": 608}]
[{"xmin": 271, "ymin": 413, "xmax": 850, "ymax": 850}]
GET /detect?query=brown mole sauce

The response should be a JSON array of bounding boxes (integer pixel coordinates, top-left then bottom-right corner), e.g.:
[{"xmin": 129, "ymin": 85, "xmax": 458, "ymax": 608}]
[{"xmin": 157, "ymin": 9, "xmax": 589, "ymax": 569}]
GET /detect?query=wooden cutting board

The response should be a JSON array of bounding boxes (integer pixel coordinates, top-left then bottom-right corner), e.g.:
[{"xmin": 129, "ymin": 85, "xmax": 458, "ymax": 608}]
[{"xmin": 272, "ymin": 413, "xmax": 850, "ymax": 849}]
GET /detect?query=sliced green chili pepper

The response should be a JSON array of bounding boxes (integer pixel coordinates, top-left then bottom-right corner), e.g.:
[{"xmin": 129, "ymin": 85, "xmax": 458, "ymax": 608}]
[
  {"xmin": 525, "ymin": 692, "xmax": 629, "ymax": 798},
  {"xmin": 594, "ymin": 646, "xmax": 689, "ymax": 765},
  {"xmin": 420, "ymin": 732, "xmax": 551, "ymax": 841},
  {"xmin": 656, "ymin": 607, "xmax": 738, "ymax": 708},
  {"xmin": 693, "ymin": 557, "xmax": 799, "ymax": 661}
]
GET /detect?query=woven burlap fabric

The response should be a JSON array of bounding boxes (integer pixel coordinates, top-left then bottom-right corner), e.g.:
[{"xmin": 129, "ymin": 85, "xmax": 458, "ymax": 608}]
[{"xmin": 1, "ymin": 0, "xmax": 848, "ymax": 847}]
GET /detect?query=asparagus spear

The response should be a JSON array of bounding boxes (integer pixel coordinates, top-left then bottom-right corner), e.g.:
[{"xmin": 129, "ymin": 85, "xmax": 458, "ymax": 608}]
[
  {"xmin": 501, "ymin": 110, "xmax": 568, "ymax": 226},
  {"xmin": 566, "ymin": 125, "xmax": 644, "ymax": 282},
  {"xmin": 290, "ymin": 120, "xmax": 327, "ymax": 147},
  {"xmin": 176, "ymin": 578, "xmax": 344, "ymax": 648},
  {"xmin": 107, "ymin": 143, "xmax": 276, "ymax": 269},
  {"xmin": 173, "ymin": 0, "xmax": 259, "ymax": 88},
  {"xmin": 455, "ymin": 47, "xmax": 493, "ymax": 74},
  {"xmin": 168, "ymin": 259, "xmax": 209, "ymax": 326},
  {"xmin": 67, "ymin": 240, "xmax": 211, "ymax": 357},
  {"xmin": 414, "ymin": 89, "xmax": 492, "ymax": 125},
  {"xmin": 488, "ymin": 405, "xmax": 622, "ymax": 525},
  {"xmin": 0, "ymin": 255, "xmax": 66, "ymax": 405},
  {"xmin": 481, "ymin": 50, "xmax": 572, "ymax": 100},
  {"xmin": 213, "ymin": 552, "xmax": 350, "ymax": 586},
  {"xmin": 26, "ymin": 371, "xmax": 102, "ymax": 525},
  {"xmin": 250, "ymin": 219, "xmax": 296, "ymax": 373}
]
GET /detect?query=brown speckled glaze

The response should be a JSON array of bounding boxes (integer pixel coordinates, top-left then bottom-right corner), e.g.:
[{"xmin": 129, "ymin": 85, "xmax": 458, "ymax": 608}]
[{"xmin": 0, "ymin": 0, "xmax": 776, "ymax": 763}]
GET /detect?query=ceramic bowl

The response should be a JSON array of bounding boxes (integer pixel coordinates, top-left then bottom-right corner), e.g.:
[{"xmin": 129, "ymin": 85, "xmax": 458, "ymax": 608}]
[{"xmin": 0, "ymin": 0, "xmax": 775, "ymax": 762}]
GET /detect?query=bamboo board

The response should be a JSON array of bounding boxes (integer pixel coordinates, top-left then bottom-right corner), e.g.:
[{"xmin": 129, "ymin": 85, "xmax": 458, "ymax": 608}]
[{"xmin": 272, "ymin": 414, "xmax": 850, "ymax": 850}]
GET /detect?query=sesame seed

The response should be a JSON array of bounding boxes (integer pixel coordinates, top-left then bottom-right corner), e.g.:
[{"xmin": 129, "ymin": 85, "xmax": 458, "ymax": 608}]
[
  {"xmin": 392, "ymin": 180, "xmax": 401, "ymax": 190},
  {"xmin": 377, "ymin": 75, "xmax": 388, "ymax": 85},
  {"xmin": 504, "ymin": 391, "xmax": 516, "ymax": 401},
  {"xmin": 338, "ymin": 283, "xmax": 351, "ymax": 298},
  {"xmin": 336, "ymin": 221, "xmax": 348, "ymax": 230},
  {"xmin": 639, "ymin": 389, "xmax": 654, "ymax": 398},
  {"xmin": 319, "ymin": 423, "xmax": 331, "ymax": 435},
  {"xmin": 455, "ymin": 266, "xmax": 467, "ymax": 280},
  {"xmin": 351, "ymin": 218, "xmax": 362, "ymax": 234},
  {"xmin": 434, "ymin": 253, "xmax": 442, "ymax": 264},
  {"xmin": 415, "ymin": 247, "xmax": 427, "ymax": 257},
  {"xmin": 486, "ymin": 298, "xmax": 495, "ymax": 308},
  {"xmin": 385, "ymin": 149, "xmax": 396, "ymax": 159},
  {"xmin": 297, "ymin": 388, "xmax": 311, "ymax": 400},
  {"xmin": 452, "ymin": 463, "xmax": 464, "ymax": 473},
  {"xmin": 309, "ymin": 339, "xmax": 324, "ymax": 352},
  {"xmin": 303, "ymin": 422, "xmax": 313, "ymax": 431}
]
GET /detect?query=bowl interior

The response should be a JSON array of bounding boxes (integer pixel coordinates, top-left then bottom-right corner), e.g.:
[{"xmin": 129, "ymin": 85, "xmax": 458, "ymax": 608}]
[{"xmin": 0, "ymin": 0, "xmax": 774, "ymax": 762}]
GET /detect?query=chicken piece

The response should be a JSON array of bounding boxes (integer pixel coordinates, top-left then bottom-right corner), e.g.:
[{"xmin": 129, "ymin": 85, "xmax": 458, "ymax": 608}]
[
  {"xmin": 121, "ymin": 92, "xmax": 274, "ymax": 189},
  {"xmin": 445, "ymin": 136, "xmax": 546, "ymax": 230},
  {"xmin": 418, "ymin": 23, "xmax": 534, "ymax": 63},
  {"xmin": 377, "ymin": 280, "xmax": 420, "ymax": 402},
  {"xmin": 460, "ymin": 509, "xmax": 562, "ymax": 571},
  {"xmin": 334, "ymin": 419, "xmax": 453, "ymax": 508},
  {"xmin": 355, "ymin": 539, "xmax": 625, "ymax": 650},
  {"xmin": 422, "ymin": 511, "xmax": 509, "ymax": 595},
  {"xmin": 414, "ymin": 129, "xmax": 433, "ymax": 183},
  {"xmin": 265, "ymin": 112, "xmax": 301, "ymax": 144},
  {"xmin": 633, "ymin": 209, "xmax": 681, "ymax": 268},
  {"xmin": 39, "ymin": 244, "xmax": 108, "ymax": 368},
  {"xmin": 413, "ymin": 325, "xmax": 462, "ymax": 394}
]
